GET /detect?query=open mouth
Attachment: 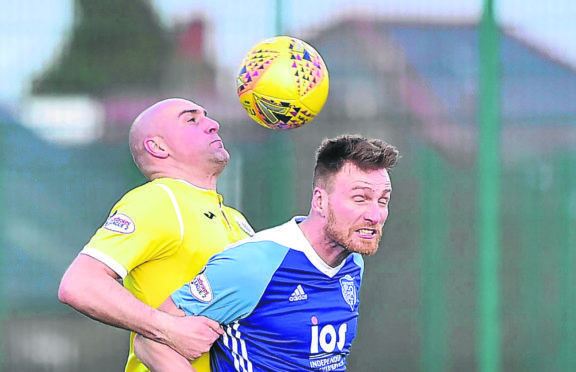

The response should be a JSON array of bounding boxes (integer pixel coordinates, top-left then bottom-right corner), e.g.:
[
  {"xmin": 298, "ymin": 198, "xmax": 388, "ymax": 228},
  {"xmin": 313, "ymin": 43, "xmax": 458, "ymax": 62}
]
[{"xmin": 356, "ymin": 228, "xmax": 377, "ymax": 237}]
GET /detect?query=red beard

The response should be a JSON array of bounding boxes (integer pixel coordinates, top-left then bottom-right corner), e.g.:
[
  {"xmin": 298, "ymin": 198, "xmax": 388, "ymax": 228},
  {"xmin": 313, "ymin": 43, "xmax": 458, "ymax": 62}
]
[{"xmin": 324, "ymin": 207, "xmax": 382, "ymax": 256}]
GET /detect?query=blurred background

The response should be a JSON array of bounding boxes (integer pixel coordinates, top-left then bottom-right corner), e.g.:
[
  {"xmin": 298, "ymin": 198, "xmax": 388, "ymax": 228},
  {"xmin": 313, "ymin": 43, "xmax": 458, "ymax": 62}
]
[{"xmin": 2, "ymin": 0, "xmax": 576, "ymax": 371}]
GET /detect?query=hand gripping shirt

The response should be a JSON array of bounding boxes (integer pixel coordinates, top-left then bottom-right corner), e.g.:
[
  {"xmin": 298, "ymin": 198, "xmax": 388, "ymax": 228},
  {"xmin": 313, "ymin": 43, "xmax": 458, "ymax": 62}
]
[
  {"xmin": 80, "ymin": 177, "xmax": 254, "ymax": 372},
  {"xmin": 172, "ymin": 217, "xmax": 365, "ymax": 372}
]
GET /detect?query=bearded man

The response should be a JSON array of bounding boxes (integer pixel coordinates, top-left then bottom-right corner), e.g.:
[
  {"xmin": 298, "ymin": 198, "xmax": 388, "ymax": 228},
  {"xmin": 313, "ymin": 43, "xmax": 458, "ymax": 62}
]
[{"xmin": 134, "ymin": 134, "xmax": 400, "ymax": 372}]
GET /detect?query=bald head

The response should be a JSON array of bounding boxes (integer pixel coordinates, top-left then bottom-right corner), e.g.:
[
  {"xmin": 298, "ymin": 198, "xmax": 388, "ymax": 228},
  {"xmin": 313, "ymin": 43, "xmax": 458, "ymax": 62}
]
[
  {"xmin": 130, "ymin": 99, "xmax": 186, "ymax": 171},
  {"xmin": 130, "ymin": 98, "xmax": 198, "ymax": 178},
  {"xmin": 128, "ymin": 98, "xmax": 229, "ymax": 186}
]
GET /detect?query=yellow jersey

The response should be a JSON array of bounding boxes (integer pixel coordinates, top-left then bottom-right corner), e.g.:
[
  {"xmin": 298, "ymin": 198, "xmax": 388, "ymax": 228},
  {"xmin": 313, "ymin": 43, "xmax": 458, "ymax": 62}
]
[{"xmin": 81, "ymin": 178, "xmax": 254, "ymax": 372}]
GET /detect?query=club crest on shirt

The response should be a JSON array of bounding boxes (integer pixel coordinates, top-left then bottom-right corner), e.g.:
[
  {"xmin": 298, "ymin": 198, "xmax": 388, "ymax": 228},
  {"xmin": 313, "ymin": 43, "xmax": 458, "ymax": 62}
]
[
  {"xmin": 340, "ymin": 275, "xmax": 357, "ymax": 311},
  {"xmin": 103, "ymin": 210, "xmax": 135, "ymax": 234},
  {"xmin": 189, "ymin": 267, "xmax": 213, "ymax": 303},
  {"xmin": 235, "ymin": 217, "xmax": 255, "ymax": 237}
]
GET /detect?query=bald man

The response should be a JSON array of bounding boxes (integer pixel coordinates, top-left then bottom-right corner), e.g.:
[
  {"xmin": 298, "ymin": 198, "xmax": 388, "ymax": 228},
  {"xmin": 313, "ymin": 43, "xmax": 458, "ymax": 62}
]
[{"xmin": 58, "ymin": 98, "xmax": 254, "ymax": 372}]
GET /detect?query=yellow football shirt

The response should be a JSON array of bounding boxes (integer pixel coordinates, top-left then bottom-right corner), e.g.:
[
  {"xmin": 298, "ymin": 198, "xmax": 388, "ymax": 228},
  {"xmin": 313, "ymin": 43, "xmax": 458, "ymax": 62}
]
[{"xmin": 81, "ymin": 178, "xmax": 254, "ymax": 372}]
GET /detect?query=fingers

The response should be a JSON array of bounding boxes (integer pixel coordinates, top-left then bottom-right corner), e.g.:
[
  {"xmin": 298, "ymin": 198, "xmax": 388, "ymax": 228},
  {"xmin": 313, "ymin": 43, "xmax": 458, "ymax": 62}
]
[
  {"xmin": 166, "ymin": 315, "xmax": 224, "ymax": 360},
  {"xmin": 200, "ymin": 317, "xmax": 224, "ymax": 335}
]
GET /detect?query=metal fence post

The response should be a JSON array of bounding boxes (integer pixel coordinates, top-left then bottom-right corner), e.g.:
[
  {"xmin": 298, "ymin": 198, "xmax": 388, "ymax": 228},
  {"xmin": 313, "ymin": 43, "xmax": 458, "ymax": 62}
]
[{"xmin": 477, "ymin": 0, "xmax": 502, "ymax": 371}]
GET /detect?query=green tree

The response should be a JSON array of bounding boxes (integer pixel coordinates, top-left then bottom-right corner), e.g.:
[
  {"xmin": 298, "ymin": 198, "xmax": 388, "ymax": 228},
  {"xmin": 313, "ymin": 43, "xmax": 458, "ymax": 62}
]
[{"xmin": 32, "ymin": 0, "xmax": 170, "ymax": 96}]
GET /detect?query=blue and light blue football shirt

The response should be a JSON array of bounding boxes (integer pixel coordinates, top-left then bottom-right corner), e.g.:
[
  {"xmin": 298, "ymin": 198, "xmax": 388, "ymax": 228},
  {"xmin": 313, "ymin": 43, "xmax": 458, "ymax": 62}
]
[{"xmin": 171, "ymin": 217, "xmax": 365, "ymax": 371}]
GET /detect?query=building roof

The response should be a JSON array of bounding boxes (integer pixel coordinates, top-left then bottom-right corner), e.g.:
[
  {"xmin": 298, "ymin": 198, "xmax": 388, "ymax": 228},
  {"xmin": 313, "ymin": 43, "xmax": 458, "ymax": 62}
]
[{"xmin": 305, "ymin": 17, "xmax": 576, "ymax": 164}]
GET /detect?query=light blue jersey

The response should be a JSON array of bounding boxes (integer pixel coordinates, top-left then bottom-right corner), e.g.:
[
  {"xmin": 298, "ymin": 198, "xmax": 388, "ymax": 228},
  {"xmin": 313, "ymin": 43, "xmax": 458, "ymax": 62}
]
[{"xmin": 171, "ymin": 217, "xmax": 365, "ymax": 371}]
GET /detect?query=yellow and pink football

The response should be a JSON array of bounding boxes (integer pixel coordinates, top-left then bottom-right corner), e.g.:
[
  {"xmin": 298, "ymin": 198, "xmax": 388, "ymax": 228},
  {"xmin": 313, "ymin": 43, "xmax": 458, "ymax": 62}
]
[{"xmin": 236, "ymin": 36, "xmax": 329, "ymax": 130}]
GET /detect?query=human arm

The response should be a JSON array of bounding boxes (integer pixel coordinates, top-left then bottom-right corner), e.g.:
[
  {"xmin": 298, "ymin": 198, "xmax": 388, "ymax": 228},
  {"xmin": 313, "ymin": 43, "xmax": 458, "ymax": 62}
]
[
  {"xmin": 57, "ymin": 254, "xmax": 223, "ymax": 360},
  {"xmin": 134, "ymin": 297, "xmax": 200, "ymax": 372}
]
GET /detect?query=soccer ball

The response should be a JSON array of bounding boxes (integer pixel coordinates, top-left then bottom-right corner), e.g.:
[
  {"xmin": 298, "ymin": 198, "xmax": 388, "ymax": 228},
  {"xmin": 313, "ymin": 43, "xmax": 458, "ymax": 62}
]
[{"xmin": 236, "ymin": 36, "xmax": 329, "ymax": 130}]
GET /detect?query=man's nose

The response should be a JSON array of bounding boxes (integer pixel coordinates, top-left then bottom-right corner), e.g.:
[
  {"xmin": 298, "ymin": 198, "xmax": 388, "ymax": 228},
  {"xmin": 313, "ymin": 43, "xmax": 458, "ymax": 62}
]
[
  {"xmin": 203, "ymin": 117, "xmax": 220, "ymax": 133},
  {"xmin": 364, "ymin": 203, "xmax": 385, "ymax": 224}
]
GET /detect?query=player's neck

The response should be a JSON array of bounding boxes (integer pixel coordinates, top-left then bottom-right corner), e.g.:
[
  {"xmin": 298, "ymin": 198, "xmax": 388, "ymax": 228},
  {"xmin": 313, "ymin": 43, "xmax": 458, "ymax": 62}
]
[
  {"xmin": 315, "ymin": 242, "xmax": 350, "ymax": 268},
  {"xmin": 145, "ymin": 158, "xmax": 226, "ymax": 190},
  {"xmin": 150, "ymin": 169, "xmax": 219, "ymax": 190},
  {"xmin": 299, "ymin": 218, "xmax": 349, "ymax": 268}
]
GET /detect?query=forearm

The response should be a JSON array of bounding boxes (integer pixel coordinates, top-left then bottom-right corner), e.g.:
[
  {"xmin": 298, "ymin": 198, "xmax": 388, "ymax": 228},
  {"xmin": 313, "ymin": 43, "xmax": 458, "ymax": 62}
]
[
  {"xmin": 134, "ymin": 334, "xmax": 197, "ymax": 372},
  {"xmin": 58, "ymin": 255, "xmax": 172, "ymax": 344},
  {"xmin": 59, "ymin": 255, "xmax": 223, "ymax": 360}
]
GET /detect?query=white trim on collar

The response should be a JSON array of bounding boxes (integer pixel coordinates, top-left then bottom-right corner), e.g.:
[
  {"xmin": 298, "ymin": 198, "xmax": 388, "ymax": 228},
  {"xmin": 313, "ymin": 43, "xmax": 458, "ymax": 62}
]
[{"xmin": 278, "ymin": 217, "xmax": 347, "ymax": 278}]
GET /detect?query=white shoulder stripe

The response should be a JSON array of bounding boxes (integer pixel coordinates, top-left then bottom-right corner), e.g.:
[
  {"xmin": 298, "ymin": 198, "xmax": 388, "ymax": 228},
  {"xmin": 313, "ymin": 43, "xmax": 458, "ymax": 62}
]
[
  {"xmin": 80, "ymin": 247, "xmax": 128, "ymax": 279},
  {"xmin": 156, "ymin": 184, "xmax": 184, "ymax": 245},
  {"xmin": 242, "ymin": 217, "xmax": 345, "ymax": 278}
]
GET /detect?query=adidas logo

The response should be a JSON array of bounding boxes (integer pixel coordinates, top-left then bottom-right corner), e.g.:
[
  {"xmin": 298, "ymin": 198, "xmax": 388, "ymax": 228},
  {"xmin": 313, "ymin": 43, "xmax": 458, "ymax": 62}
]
[{"xmin": 289, "ymin": 285, "xmax": 308, "ymax": 302}]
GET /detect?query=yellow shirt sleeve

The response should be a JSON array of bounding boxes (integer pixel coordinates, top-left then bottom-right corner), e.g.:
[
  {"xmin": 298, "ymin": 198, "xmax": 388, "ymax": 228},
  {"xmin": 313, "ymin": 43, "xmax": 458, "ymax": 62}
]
[{"xmin": 82, "ymin": 183, "xmax": 181, "ymax": 278}]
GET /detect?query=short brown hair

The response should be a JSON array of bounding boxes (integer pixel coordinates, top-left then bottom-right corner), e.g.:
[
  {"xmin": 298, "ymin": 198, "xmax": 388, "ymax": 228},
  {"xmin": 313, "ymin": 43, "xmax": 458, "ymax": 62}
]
[{"xmin": 313, "ymin": 134, "xmax": 399, "ymax": 188}]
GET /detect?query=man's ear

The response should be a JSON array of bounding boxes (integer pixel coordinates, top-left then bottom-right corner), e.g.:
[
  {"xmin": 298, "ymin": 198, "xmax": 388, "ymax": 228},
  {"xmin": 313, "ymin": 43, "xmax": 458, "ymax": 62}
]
[
  {"xmin": 143, "ymin": 137, "xmax": 169, "ymax": 159},
  {"xmin": 311, "ymin": 187, "xmax": 327, "ymax": 217}
]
